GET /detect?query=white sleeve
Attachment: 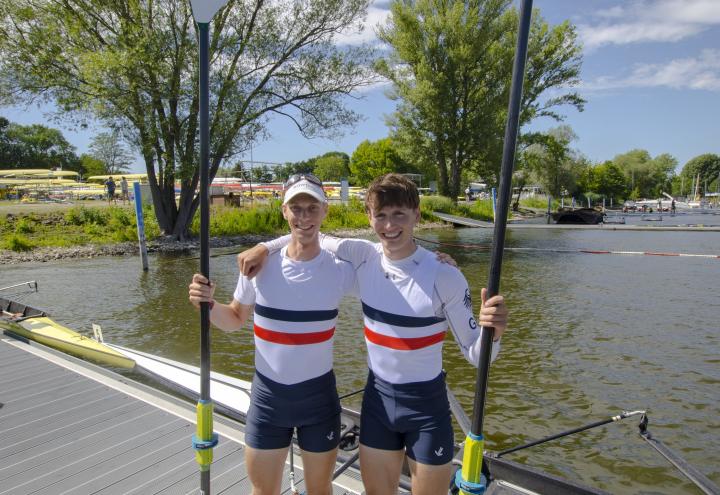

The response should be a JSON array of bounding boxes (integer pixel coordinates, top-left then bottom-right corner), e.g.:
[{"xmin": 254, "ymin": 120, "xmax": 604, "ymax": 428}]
[
  {"xmin": 436, "ymin": 266, "xmax": 500, "ymax": 366},
  {"xmin": 232, "ymin": 274, "xmax": 256, "ymax": 306},
  {"xmin": 261, "ymin": 234, "xmax": 291, "ymax": 254},
  {"xmin": 319, "ymin": 234, "xmax": 377, "ymax": 268},
  {"xmin": 340, "ymin": 260, "xmax": 359, "ymax": 298}
]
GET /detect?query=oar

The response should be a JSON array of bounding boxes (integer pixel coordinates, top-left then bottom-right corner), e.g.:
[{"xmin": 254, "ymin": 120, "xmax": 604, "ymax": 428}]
[
  {"xmin": 638, "ymin": 414, "xmax": 720, "ymax": 495},
  {"xmin": 190, "ymin": 2, "xmax": 229, "ymax": 494},
  {"xmin": 495, "ymin": 410, "xmax": 646, "ymax": 457},
  {"xmin": 454, "ymin": 1, "xmax": 534, "ymax": 493}
]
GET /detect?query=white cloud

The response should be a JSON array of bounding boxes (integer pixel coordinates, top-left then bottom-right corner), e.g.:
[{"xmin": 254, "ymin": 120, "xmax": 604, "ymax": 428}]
[
  {"xmin": 335, "ymin": 2, "xmax": 390, "ymax": 46},
  {"xmin": 579, "ymin": 0, "xmax": 720, "ymax": 49},
  {"xmin": 582, "ymin": 49, "xmax": 720, "ymax": 92}
]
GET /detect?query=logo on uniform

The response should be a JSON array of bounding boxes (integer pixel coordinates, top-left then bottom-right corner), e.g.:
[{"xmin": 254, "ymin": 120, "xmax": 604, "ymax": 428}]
[
  {"xmin": 434, "ymin": 447, "xmax": 444, "ymax": 457},
  {"xmin": 463, "ymin": 289, "xmax": 472, "ymax": 310},
  {"xmin": 327, "ymin": 431, "xmax": 335, "ymax": 441},
  {"xmin": 469, "ymin": 317, "xmax": 477, "ymax": 330}
]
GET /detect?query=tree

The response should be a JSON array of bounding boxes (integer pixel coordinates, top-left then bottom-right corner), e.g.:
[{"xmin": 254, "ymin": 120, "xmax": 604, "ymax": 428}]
[
  {"xmin": 0, "ymin": 0, "xmax": 375, "ymax": 239},
  {"xmin": 79, "ymin": 153, "xmax": 107, "ymax": 177},
  {"xmin": 613, "ymin": 150, "xmax": 676, "ymax": 198},
  {"xmin": 377, "ymin": 0, "xmax": 584, "ymax": 199},
  {"xmin": 520, "ymin": 126, "xmax": 580, "ymax": 198},
  {"xmin": 680, "ymin": 154, "xmax": 720, "ymax": 197},
  {"xmin": 591, "ymin": 161, "xmax": 627, "ymax": 200},
  {"xmin": 88, "ymin": 130, "xmax": 134, "ymax": 175},
  {"xmin": 350, "ymin": 138, "xmax": 407, "ymax": 186},
  {"xmin": 251, "ymin": 164, "xmax": 273, "ymax": 183},
  {"xmin": 314, "ymin": 152, "xmax": 350, "ymax": 182},
  {"xmin": 0, "ymin": 120, "xmax": 80, "ymax": 171}
]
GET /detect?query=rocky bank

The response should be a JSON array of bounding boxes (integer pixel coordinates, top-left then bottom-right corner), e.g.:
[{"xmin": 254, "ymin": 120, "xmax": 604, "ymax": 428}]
[{"xmin": 0, "ymin": 223, "xmax": 452, "ymax": 265}]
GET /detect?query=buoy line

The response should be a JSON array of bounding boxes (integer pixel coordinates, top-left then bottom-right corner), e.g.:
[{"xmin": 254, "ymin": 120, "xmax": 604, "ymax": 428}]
[{"xmin": 413, "ymin": 236, "xmax": 720, "ymax": 259}]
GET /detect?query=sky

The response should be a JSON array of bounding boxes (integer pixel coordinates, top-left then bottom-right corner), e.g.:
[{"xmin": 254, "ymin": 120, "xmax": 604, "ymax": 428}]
[{"xmin": 3, "ymin": 0, "xmax": 719, "ymax": 174}]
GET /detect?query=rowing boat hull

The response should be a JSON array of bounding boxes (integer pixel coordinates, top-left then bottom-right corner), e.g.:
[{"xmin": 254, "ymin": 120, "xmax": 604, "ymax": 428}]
[{"xmin": 0, "ymin": 313, "xmax": 134, "ymax": 369}]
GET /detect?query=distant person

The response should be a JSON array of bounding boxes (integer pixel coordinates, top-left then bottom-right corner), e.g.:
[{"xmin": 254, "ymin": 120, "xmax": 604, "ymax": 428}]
[
  {"xmin": 120, "ymin": 177, "xmax": 129, "ymax": 204},
  {"xmin": 658, "ymin": 198, "xmax": 662, "ymax": 211},
  {"xmin": 104, "ymin": 176, "xmax": 116, "ymax": 204},
  {"xmin": 465, "ymin": 186, "xmax": 471, "ymax": 201},
  {"xmin": 671, "ymin": 199, "xmax": 676, "ymax": 215}
]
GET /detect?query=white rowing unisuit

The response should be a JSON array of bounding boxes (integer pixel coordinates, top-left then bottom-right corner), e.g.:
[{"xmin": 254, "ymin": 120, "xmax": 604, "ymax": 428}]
[
  {"xmin": 262, "ymin": 235, "xmax": 500, "ymax": 384},
  {"xmin": 234, "ymin": 246, "xmax": 356, "ymax": 385}
]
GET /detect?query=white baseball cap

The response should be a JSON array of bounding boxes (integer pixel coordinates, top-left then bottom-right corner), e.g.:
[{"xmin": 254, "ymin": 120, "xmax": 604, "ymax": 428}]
[{"xmin": 283, "ymin": 175, "xmax": 327, "ymax": 204}]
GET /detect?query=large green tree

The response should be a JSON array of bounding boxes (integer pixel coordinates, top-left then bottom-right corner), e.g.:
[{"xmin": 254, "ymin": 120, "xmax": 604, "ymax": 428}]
[
  {"xmin": 680, "ymin": 153, "xmax": 720, "ymax": 197},
  {"xmin": 0, "ymin": 119, "xmax": 80, "ymax": 171},
  {"xmin": 350, "ymin": 138, "xmax": 409, "ymax": 186},
  {"xmin": 590, "ymin": 161, "xmax": 627, "ymax": 200},
  {"xmin": 0, "ymin": 0, "xmax": 374, "ymax": 239},
  {"xmin": 313, "ymin": 152, "xmax": 350, "ymax": 182},
  {"xmin": 613, "ymin": 150, "xmax": 676, "ymax": 199},
  {"xmin": 377, "ymin": 0, "xmax": 584, "ymax": 199}
]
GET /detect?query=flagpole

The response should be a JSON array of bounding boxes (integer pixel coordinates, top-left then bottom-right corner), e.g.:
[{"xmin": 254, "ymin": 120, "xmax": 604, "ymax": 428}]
[{"xmin": 455, "ymin": 1, "xmax": 534, "ymax": 493}]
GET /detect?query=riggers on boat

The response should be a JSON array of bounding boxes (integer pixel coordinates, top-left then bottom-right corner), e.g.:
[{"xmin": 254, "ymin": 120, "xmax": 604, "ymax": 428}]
[{"xmin": 0, "ymin": 297, "xmax": 135, "ymax": 369}]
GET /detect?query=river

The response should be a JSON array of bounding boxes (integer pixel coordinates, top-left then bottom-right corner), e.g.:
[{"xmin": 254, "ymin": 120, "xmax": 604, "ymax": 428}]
[{"xmin": 2, "ymin": 224, "xmax": 718, "ymax": 494}]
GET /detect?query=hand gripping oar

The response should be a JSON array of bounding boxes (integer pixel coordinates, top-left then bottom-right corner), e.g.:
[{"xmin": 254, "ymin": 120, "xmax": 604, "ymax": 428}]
[
  {"xmin": 454, "ymin": 1, "xmax": 533, "ymax": 493},
  {"xmin": 189, "ymin": 3, "xmax": 230, "ymax": 493}
]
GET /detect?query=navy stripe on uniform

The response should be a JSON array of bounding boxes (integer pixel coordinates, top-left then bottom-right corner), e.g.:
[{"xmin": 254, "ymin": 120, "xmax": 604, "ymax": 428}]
[
  {"xmin": 362, "ymin": 302, "xmax": 445, "ymax": 327},
  {"xmin": 255, "ymin": 303, "xmax": 339, "ymax": 322}
]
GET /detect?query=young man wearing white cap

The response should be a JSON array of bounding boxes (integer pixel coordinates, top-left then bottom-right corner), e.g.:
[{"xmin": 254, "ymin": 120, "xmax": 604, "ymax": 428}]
[
  {"xmin": 237, "ymin": 173, "xmax": 508, "ymax": 495},
  {"xmin": 189, "ymin": 174, "xmax": 355, "ymax": 495}
]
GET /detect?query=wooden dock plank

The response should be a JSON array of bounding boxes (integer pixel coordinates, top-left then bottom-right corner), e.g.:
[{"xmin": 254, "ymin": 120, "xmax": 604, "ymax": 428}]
[{"xmin": 0, "ymin": 336, "xmax": 364, "ymax": 495}]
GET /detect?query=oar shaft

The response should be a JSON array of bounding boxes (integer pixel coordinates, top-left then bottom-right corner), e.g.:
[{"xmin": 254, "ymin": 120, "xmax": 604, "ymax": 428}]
[
  {"xmin": 456, "ymin": 4, "xmax": 533, "ymax": 492},
  {"xmin": 195, "ymin": 21, "xmax": 216, "ymax": 495},
  {"xmin": 199, "ymin": 21, "xmax": 211, "ymax": 402},
  {"xmin": 470, "ymin": 0, "xmax": 534, "ymax": 438},
  {"xmin": 640, "ymin": 430, "xmax": 720, "ymax": 495}
]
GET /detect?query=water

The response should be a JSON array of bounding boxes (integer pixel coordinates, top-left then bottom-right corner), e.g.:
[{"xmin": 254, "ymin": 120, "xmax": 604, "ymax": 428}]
[{"xmin": 2, "ymin": 226, "xmax": 718, "ymax": 494}]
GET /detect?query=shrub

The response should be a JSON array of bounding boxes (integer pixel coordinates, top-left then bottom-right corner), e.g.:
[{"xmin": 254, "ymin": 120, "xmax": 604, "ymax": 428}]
[
  {"xmin": 65, "ymin": 206, "xmax": 108, "ymax": 226},
  {"xmin": 4, "ymin": 233, "xmax": 35, "ymax": 252},
  {"xmin": 15, "ymin": 217, "xmax": 35, "ymax": 234},
  {"xmin": 324, "ymin": 200, "xmax": 368, "ymax": 230}
]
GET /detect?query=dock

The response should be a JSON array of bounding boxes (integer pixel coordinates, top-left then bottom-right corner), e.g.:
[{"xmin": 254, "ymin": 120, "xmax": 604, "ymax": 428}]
[
  {"xmin": 0, "ymin": 334, "xmax": 366, "ymax": 495},
  {"xmin": 432, "ymin": 212, "xmax": 720, "ymax": 232}
]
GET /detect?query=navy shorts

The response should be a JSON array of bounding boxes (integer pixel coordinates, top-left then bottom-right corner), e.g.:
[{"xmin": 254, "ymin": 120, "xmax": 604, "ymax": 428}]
[
  {"xmin": 359, "ymin": 370, "xmax": 454, "ymax": 465},
  {"xmin": 245, "ymin": 370, "xmax": 341, "ymax": 453}
]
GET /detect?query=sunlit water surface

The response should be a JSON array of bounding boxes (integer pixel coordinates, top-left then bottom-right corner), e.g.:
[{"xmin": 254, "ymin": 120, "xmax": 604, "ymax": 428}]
[{"xmin": 2, "ymin": 225, "xmax": 718, "ymax": 494}]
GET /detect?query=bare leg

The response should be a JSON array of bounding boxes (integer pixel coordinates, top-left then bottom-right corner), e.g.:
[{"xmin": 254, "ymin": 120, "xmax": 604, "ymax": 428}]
[
  {"xmin": 408, "ymin": 457, "xmax": 453, "ymax": 495},
  {"xmin": 300, "ymin": 447, "xmax": 338, "ymax": 495},
  {"xmin": 359, "ymin": 444, "xmax": 404, "ymax": 495},
  {"xmin": 246, "ymin": 445, "xmax": 289, "ymax": 495}
]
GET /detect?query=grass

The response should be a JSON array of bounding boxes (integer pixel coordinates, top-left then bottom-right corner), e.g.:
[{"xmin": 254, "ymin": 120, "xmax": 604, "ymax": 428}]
[
  {"xmin": 0, "ymin": 200, "xmax": 373, "ymax": 252},
  {"xmin": 3, "ymin": 193, "xmax": 542, "ymax": 253},
  {"xmin": 1, "ymin": 205, "xmax": 162, "ymax": 251},
  {"xmin": 419, "ymin": 195, "xmax": 495, "ymax": 221}
]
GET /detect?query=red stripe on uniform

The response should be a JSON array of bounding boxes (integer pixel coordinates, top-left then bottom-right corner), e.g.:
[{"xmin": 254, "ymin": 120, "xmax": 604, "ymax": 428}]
[
  {"xmin": 254, "ymin": 324, "xmax": 334, "ymax": 345},
  {"xmin": 364, "ymin": 326, "xmax": 446, "ymax": 350}
]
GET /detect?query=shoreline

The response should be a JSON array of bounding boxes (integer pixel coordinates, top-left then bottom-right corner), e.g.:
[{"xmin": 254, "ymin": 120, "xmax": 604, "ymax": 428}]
[{"xmin": 0, "ymin": 222, "xmax": 452, "ymax": 265}]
